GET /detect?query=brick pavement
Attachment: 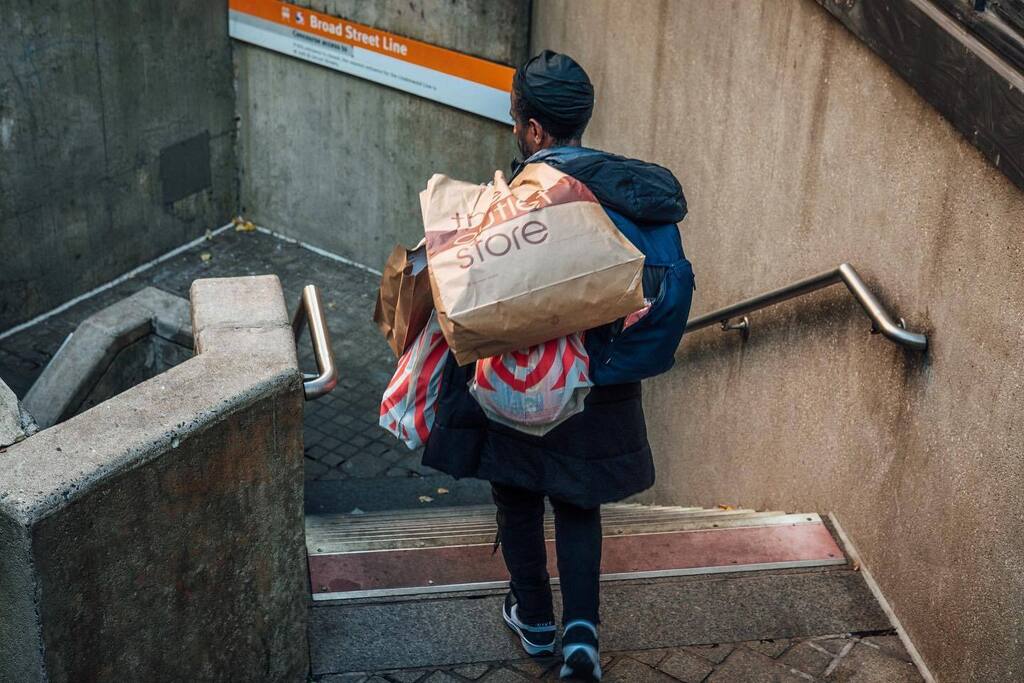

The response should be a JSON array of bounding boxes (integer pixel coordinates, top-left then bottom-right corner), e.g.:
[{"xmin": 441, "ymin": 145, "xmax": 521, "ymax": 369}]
[
  {"xmin": 0, "ymin": 228, "xmax": 423, "ymax": 482},
  {"xmin": 315, "ymin": 632, "xmax": 922, "ymax": 682}
]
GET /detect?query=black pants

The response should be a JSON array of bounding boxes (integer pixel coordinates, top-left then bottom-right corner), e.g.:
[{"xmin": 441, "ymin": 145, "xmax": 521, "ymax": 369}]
[{"xmin": 491, "ymin": 482, "xmax": 602, "ymax": 625}]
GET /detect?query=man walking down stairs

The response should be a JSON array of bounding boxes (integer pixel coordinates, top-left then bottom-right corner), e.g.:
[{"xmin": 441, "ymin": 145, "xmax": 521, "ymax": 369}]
[{"xmin": 293, "ymin": 223, "xmax": 925, "ymax": 680}]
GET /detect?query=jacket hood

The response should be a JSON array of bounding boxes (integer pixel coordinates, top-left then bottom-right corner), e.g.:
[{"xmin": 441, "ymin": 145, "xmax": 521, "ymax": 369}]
[{"xmin": 530, "ymin": 148, "xmax": 687, "ymax": 225}]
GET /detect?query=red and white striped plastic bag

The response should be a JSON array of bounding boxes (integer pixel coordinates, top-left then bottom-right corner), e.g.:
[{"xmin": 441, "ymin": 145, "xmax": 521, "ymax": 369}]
[
  {"xmin": 470, "ymin": 334, "xmax": 592, "ymax": 436},
  {"xmin": 379, "ymin": 312, "xmax": 449, "ymax": 449}
]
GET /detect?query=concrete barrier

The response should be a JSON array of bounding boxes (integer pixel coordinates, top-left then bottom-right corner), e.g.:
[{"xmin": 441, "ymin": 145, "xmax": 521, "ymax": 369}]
[
  {"xmin": 24, "ymin": 287, "xmax": 193, "ymax": 429},
  {"xmin": 0, "ymin": 275, "xmax": 308, "ymax": 682},
  {"xmin": 0, "ymin": 0, "xmax": 237, "ymax": 331},
  {"xmin": 0, "ymin": 378, "xmax": 36, "ymax": 448}
]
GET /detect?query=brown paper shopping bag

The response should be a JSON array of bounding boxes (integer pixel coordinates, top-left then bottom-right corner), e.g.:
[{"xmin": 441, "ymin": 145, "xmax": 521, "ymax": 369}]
[
  {"xmin": 373, "ymin": 241, "xmax": 434, "ymax": 357},
  {"xmin": 420, "ymin": 163, "xmax": 645, "ymax": 365}
]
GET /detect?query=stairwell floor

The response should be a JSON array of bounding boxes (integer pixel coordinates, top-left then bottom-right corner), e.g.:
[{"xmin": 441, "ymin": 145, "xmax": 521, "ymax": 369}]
[{"xmin": 312, "ymin": 631, "xmax": 923, "ymax": 682}]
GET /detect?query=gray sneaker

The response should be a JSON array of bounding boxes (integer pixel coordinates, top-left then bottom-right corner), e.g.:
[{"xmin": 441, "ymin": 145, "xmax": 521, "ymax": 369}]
[
  {"xmin": 502, "ymin": 592, "xmax": 556, "ymax": 656},
  {"xmin": 559, "ymin": 620, "xmax": 601, "ymax": 681}
]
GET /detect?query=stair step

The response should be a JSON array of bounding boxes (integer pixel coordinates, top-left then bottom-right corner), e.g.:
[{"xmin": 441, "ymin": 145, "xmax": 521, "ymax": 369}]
[
  {"xmin": 305, "ymin": 504, "xmax": 845, "ymax": 601},
  {"xmin": 304, "ymin": 502, "xmax": 871, "ymax": 676},
  {"xmin": 309, "ymin": 520, "xmax": 844, "ymax": 601},
  {"xmin": 308, "ymin": 567, "xmax": 889, "ymax": 675},
  {"xmin": 306, "ymin": 503, "xmax": 764, "ymax": 529},
  {"xmin": 305, "ymin": 502, "xmax": 790, "ymax": 532},
  {"xmin": 306, "ymin": 511, "xmax": 814, "ymax": 554},
  {"xmin": 310, "ymin": 501, "xmax": 718, "ymax": 521}
]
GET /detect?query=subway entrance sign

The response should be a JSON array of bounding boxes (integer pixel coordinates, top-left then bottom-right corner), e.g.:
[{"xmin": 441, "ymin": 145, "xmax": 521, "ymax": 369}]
[{"xmin": 228, "ymin": 0, "xmax": 514, "ymax": 124}]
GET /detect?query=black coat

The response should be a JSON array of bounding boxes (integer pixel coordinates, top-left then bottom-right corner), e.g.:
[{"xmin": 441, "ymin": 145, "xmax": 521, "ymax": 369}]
[{"xmin": 421, "ymin": 147, "xmax": 688, "ymax": 509}]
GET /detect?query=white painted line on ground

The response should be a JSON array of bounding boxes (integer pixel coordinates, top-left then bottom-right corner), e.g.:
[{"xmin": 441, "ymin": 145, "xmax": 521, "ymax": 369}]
[
  {"xmin": 1, "ymin": 220, "xmax": 382, "ymax": 342},
  {"xmin": 0, "ymin": 222, "xmax": 235, "ymax": 342},
  {"xmin": 828, "ymin": 513, "xmax": 936, "ymax": 683},
  {"xmin": 822, "ymin": 639, "xmax": 858, "ymax": 678},
  {"xmin": 254, "ymin": 225, "xmax": 383, "ymax": 276},
  {"xmin": 313, "ymin": 580, "xmax": 509, "ymax": 602}
]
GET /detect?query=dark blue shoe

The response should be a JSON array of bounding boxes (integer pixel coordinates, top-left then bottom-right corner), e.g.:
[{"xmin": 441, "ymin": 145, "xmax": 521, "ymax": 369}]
[
  {"xmin": 502, "ymin": 592, "xmax": 556, "ymax": 656},
  {"xmin": 560, "ymin": 620, "xmax": 601, "ymax": 681}
]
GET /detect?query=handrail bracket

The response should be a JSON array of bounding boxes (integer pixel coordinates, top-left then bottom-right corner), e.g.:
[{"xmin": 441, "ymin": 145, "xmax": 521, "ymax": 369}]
[{"xmin": 292, "ymin": 284, "xmax": 339, "ymax": 400}]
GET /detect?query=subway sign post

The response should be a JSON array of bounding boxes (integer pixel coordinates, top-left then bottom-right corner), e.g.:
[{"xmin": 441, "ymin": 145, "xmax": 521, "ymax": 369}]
[{"xmin": 228, "ymin": 0, "xmax": 514, "ymax": 124}]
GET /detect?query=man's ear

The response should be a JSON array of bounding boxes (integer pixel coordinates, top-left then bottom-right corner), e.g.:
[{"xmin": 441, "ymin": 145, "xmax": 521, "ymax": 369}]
[{"xmin": 527, "ymin": 118, "xmax": 544, "ymax": 146}]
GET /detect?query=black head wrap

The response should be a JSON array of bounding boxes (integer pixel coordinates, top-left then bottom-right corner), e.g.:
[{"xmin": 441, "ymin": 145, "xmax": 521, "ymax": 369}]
[{"xmin": 513, "ymin": 50, "xmax": 594, "ymax": 134}]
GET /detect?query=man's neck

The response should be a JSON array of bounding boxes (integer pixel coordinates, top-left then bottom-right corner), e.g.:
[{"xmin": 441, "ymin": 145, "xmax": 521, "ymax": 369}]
[{"xmin": 539, "ymin": 138, "xmax": 581, "ymax": 152}]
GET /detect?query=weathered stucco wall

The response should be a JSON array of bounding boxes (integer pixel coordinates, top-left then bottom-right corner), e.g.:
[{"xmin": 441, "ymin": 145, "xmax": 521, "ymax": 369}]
[
  {"xmin": 235, "ymin": 0, "xmax": 529, "ymax": 270},
  {"xmin": 532, "ymin": 1, "xmax": 1024, "ymax": 681},
  {"xmin": 0, "ymin": 0, "xmax": 237, "ymax": 331}
]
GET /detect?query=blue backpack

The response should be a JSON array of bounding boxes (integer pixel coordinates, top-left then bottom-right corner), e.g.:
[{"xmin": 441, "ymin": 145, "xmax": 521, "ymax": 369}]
[{"xmin": 520, "ymin": 147, "xmax": 695, "ymax": 386}]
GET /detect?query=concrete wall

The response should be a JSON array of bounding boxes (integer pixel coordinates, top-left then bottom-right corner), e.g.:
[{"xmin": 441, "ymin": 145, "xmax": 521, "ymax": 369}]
[
  {"xmin": 531, "ymin": 1, "xmax": 1024, "ymax": 681},
  {"xmin": 0, "ymin": 377, "xmax": 36, "ymax": 448},
  {"xmin": 79, "ymin": 335, "xmax": 192, "ymax": 415},
  {"xmin": 0, "ymin": 0, "xmax": 237, "ymax": 331},
  {"xmin": 22, "ymin": 287, "xmax": 192, "ymax": 428},
  {"xmin": 0, "ymin": 275, "xmax": 308, "ymax": 682},
  {"xmin": 235, "ymin": 0, "xmax": 529, "ymax": 269}
]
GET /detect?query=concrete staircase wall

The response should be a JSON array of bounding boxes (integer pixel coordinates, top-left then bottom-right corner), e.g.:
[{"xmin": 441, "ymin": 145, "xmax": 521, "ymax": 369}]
[
  {"xmin": 0, "ymin": 276, "xmax": 308, "ymax": 682},
  {"xmin": 531, "ymin": 1, "xmax": 1024, "ymax": 679}
]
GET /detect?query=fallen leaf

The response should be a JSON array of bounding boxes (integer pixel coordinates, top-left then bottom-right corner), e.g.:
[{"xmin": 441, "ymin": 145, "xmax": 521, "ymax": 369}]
[
  {"xmin": 233, "ymin": 216, "xmax": 256, "ymax": 232},
  {"xmin": 418, "ymin": 495, "xmax": 434, "ymax": 503},
  {"xmin": 204, "ymin": 228, "xmax": 213, "ymax": 241},
  {"xmin": 199, "ymin": 252, "xmax": 212, "ymax": 262},
  {"xmin": 436, "ymin": 487, "xmax": 449, "ymax": 495},
  {"xmin": 717, "ymin": 504, "xmax": 735, "ymax": 511}
]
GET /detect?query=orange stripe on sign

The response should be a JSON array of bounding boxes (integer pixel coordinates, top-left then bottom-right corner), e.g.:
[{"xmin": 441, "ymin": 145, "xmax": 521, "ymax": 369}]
[{"xmin": 229, "ymin": 0, "xmax": 514, "ymax": 92}]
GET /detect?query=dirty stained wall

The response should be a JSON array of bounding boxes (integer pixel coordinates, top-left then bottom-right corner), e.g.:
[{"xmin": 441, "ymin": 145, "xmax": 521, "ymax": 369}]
[
  {"xmin": 532, "ymin": 1, "xmax": 1024, "ymax": 681},
  {"xmin": 235, "ymin": 0, "xmax": 529, "ymax": 270},
  {"xmin": 0, "ymin": 0, "xmax": 237, "ymax": 331},
  {"xmin": 0, "ymin": 275, "xmax": 309, "ymax": 682}
]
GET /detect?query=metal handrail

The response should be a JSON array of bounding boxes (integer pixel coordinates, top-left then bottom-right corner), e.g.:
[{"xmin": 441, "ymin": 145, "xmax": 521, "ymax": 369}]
[
  {"xmin": 292, "ymin": 285, "xmax": 338, "ymax": 400},
  {"xmin": 684, "ymin": 263, "xmax": 928, "ymax": 351}
]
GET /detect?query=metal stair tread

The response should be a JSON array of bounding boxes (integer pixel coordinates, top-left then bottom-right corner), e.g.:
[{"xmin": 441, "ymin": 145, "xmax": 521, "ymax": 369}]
[
  {"xmin": 306, "ymin": 505, "xmax": 822, "ymax": 555},
  {"xmin": 308, "ymin": 512, "xmax": 824, "ymax": 554},
  {"xmin": 305, "ymin": 502, "xmax": 705, "ymax": 522},
  {"xmin": 305, "ymin": 504, "xmax": 771, "ymax": 529},
  {"xmin": 308, "ymin": 506, "xmax": 754, "ymax": 525},
  {"xmin": 305, "ymin": 511, "xmax": 792, "ymax": 542}
]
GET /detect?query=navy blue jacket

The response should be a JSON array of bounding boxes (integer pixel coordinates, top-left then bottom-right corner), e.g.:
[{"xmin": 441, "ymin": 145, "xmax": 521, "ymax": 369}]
[
  {"xmin": 422, "ymin": 147, "xmax": 690, "ymax": 508},
  {"xmin": 528, "ymin": 147, "xmax": 693, "ymax": 385}
]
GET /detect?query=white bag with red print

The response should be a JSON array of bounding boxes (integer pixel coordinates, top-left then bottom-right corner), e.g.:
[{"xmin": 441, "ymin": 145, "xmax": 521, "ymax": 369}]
[
  {"xmin": 470, "ymin": 334, "xmax": 592, "ymax": 436},
  {"xmin": 379, "ymin": 312, "xmax": 449, "ymax": 450}
]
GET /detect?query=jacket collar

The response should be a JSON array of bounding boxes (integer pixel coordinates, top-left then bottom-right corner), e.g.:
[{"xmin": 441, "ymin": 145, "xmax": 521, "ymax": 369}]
[{"xmin": 511, "ymin": 145, "xmax": 599, "ymax": 179}]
